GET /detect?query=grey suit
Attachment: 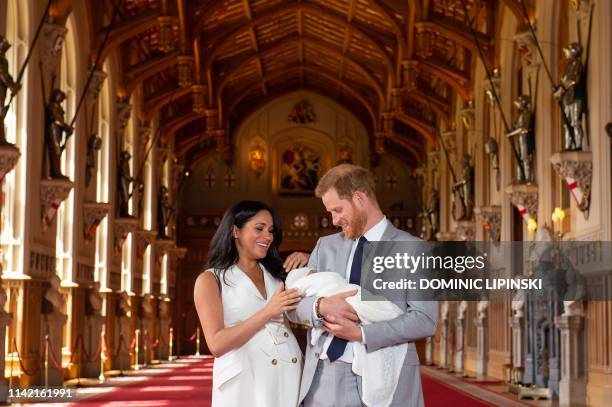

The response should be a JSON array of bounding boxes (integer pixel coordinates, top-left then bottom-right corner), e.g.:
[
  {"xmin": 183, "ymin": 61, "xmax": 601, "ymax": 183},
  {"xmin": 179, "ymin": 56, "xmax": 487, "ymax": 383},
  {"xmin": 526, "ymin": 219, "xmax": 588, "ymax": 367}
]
[{"xmin": 288, "ymin": 222, "xmax": 437, "ymax": 407}]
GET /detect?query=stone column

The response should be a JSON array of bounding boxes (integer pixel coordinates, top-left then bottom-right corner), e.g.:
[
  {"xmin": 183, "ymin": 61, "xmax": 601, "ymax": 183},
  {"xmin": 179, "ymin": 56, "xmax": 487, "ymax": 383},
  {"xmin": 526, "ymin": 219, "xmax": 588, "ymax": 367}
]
[
  {"xmin": 83, "ymin": 286, "xmax": 104, "ymax": 377},
  {"xmin": 114, "ymin": 292, "xmax": 132, "ymax": 371},
  {"xmin": 511, "ymin": 300, "xmax": 525, "ymax": 384},
  {"xmin": 0, "ymin": 286, "xmax": 13, "ymax": 402},
  {"xmin": 425, "ymin": 336, "xmax": 433, "ymax": 366},
  {"xmin": 555, "ymin": 314, "xmax": 586, "ymax": 406},
  {"xmin": 454, "ymin": 301, "xmax": 467, "ymax": 374},
  {"xmin": 476, "ymin": 300, "xmax": 488, "ymax": 378},
  {"xmin": 158, "ymin": 300, "xmax": 172, "ymax": 360},
  {"xmin": 439, "ymin": 301, "xmax": 450, "ymax": 368},
  {"xmin": 41, "ymin": 275, "xmax": 68, "ymax": 386}
]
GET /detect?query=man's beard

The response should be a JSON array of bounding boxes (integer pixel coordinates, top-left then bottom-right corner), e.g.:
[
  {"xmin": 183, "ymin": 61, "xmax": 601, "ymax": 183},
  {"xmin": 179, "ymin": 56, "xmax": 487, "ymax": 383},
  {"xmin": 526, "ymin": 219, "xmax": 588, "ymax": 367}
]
[{"xmin": 342, "ymin": 206, "xmax": 367, "ymax": 240}]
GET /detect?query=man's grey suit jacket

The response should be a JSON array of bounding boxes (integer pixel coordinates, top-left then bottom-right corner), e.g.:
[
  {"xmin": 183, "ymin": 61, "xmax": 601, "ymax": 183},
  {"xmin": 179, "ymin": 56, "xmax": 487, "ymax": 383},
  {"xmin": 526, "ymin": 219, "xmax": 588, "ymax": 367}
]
[{"xmin": 288, "ymin": 222, "xmax": 437, "ymax": 406}]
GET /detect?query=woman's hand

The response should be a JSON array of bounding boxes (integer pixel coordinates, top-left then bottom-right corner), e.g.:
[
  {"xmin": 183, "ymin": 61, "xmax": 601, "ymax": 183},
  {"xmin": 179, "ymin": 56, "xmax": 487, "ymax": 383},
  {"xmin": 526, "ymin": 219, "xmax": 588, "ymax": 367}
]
[
  {"xmin": 263, "ymin": 283, "xmax": 302, "ymax": 319},
  {"xmin": 283, "ymin": 251, "xmax": 310, "ymax": 271}
]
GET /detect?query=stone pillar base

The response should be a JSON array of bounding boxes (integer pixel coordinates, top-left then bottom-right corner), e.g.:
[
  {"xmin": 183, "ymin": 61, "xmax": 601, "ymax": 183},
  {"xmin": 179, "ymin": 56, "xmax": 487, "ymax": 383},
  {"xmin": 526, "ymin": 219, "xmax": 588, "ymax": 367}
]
[
  {"xmin": 83, "ymin": 314, "xmax": 104, "ymax": 377},
  {"xmin": 555, "ymin": 314, "xmax": 586, "ymax": 407}
]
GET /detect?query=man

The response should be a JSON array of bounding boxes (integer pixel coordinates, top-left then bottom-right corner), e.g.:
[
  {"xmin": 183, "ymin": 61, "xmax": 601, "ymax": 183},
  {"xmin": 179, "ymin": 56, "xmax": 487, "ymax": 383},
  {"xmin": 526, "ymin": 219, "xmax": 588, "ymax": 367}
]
[{"xmin": 288, "ymin": 164, "xmax": 437, "ymax": 407}]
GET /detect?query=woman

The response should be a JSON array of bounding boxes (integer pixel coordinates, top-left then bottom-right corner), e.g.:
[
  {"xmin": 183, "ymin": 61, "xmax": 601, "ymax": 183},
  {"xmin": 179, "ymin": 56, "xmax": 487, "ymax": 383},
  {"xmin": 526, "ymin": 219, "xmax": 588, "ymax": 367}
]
[{"xmin": 194, "ymin": 200, "xmax": 303, "ymax": 406}]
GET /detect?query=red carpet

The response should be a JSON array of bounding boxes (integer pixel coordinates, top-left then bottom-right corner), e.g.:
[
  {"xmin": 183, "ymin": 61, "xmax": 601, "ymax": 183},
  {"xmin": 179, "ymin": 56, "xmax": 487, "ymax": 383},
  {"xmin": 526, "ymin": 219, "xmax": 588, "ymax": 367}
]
[
  {"xmin": 73, "ymin": 357, "xmax": 493, "ymax": 406},
  {"xmin": 75, "ymin": 357, "xmax": 213, "ymax": 406},
  {"xmin": 421, "ymin": 374, "xmax": 495, "ymax": 406}
]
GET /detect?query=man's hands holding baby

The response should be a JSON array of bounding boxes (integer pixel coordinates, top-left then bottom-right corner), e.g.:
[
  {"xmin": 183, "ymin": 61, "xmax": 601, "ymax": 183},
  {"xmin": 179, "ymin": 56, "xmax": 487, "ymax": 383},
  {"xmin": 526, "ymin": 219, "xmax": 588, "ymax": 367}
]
[{"xmin": 318, "ymin": 290, "xmax": 363, "ymax": 342}]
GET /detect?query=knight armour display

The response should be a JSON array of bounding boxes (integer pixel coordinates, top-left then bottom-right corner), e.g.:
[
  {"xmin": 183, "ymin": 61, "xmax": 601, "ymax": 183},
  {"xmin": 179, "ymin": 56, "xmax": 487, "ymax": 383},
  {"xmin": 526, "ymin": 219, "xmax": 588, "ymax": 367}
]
[
  {"xmin": 553, "ymin": 42, "xmax": 587, "ymax": 151},
  {"xmin": 45, "ymin": 89, "xmax": 73, "ymax": 179}
]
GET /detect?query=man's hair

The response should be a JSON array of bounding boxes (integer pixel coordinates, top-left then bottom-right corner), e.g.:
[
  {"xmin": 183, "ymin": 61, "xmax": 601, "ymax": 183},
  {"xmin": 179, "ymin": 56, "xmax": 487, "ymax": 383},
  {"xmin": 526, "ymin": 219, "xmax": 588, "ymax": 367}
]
[{"xmin": 315, "ymin": 164, "xmax": 377, "ymax": 200}]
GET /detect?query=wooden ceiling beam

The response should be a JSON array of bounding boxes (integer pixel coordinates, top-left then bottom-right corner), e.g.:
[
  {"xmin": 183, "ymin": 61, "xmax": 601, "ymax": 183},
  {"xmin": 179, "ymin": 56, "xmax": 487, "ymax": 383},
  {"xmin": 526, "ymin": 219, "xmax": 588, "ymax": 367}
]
[
  {"xmin": 394, "ymin": 112, "xmax": 436, "ymax": 144},
  {"xmin": 415, "ymin": 20, "xmax": 493, "ymax": 63},
  {"xmin": 242, "ymin": 0, "xmax": 267, "ymax": 97},
  {"xmin": 216, "ymin": 36, "xmax": 386, "ymax": 109},
  {"xmin": 226, "ymin": 63, "xmax": 378, "ymax": 129},
  {"xmin": 415, "ymin": 59, "xmax": 471, "ymax": 100},
  {"xmin": 98, "ymin": 9, "xmax": 162, "ymax": 62},
  {"xmin": 162, "ymin": 112, "xmax": 203, "ymax": 142},
  {"xmin": 203, "ymin": 3, "xmax": 395, "ymax": 85},
  {"xmin": 386, "ymin": 133, "xmax": 422, "ymax": 163},
  {"xmin": 142, "ymin": 85, "xmax": 194, "ymax": 121},
  {"xmin": 123, "ymin": 51, "xmax": 180, "ymax": 95}
]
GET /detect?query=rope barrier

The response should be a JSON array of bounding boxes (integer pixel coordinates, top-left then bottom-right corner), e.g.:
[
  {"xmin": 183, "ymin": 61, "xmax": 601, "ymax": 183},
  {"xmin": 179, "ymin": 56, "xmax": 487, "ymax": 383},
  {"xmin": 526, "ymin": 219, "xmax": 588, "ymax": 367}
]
[
  {"xmin": 12, "ymin": 337, "xmax": 43, "ymax": 377},
  {"xmin": 46, "ymin": 337, "xmax": 64, "ymax": 372}
]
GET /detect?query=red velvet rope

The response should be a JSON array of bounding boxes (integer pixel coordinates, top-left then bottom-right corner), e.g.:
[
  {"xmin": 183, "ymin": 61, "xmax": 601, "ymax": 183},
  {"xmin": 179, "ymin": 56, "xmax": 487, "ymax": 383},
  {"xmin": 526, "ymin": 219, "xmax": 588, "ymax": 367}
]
[{"xmin": 11, "ymin": 337, "xmax": 43, "ymax": 377}]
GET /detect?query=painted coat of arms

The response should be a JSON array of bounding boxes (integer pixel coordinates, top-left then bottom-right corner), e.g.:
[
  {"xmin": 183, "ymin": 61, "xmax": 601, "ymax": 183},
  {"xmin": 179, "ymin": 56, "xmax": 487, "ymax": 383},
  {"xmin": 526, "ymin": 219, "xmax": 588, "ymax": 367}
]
[{"xmin": 279, "ymin": 145, "xmax": 320, "ymax": 195}]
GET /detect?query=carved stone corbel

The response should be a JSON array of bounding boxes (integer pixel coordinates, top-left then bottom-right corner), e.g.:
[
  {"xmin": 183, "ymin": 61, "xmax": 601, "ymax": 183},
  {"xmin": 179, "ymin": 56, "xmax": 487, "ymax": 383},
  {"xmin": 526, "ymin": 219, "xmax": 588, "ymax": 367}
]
[
  {"xmin": 205, "ymin": 109, "xmax": 218, "ymax": 132},
  {"xmin": 374, "ymin": 131, "xmax": 385, "ymax": 155},
  {"xmin": 475, "ymin": 205, "xmax": 502, "ymax": 241},
  {"xmin": 169, "ymin": 246, "xmax": 188, "ymax": 261},
  {"xmin": 514, "ymin": 31, "xmax": 540, "ymax": 71},
  {"xmin": 391, "ymin": 88, "xmax": 403, "ymax": 113},
  {"xmin": 157, "ymin": 16, "xmax": 178, "ymax": 53},
  {"xmin": 192, "ymin": 84, "xmax": 206, "ymax": 114},
  {"xmin": 83, "ymin": 201, "xmax": 111, "ymax": 241},
  {"xmin": 436, "ymin": 231, "xmax": 457, "ymax": 241},
  {"xmin": 455, "ymin": 221, "xmax": 475, "ymax": 241},
  {"xmin": 215, "ymin": 129, "xmax": 227, "ymax": 152},
  {"xmin": 113, "ymin": 217, "xmax": 139, "ymax": 252},
  {"xmin": 139, "ymin": 124, "xmax": 153, "ymax": 158},
  {"xmin": 135, "ymin": 229, "xmax": 158, "ymax": 257},
  {"xmin": 41, "ymin": 178, "xmax": 74, "ymax": 231},
  {"xmin": 41, "ymin": 23, "xmax": 67, "ymax": 77},
  {"xmin": 158, "ymin": 145, "xmax": 171, "ymax": 163},
  {"xmin": 483, "ymin": 69, "xmax": 501, "ymax": 104},
  {"xmin": 154, "ymin": 238, "xmax": 175, "ymax": 261},
  {"xmin": 86, "ymin": 68, "xmax": 107, "ymax": 104},
  {"xmin": 116, "ymin": 99, "xmax": 132, "ymax": 133},
  {"xmin": 0, "ymin": 144, "xmax": 21, "ymax": 181},
  {"xmin": 400, "ymin": 60, "xmax": 419, "ymax": 90},
  {"xmin": 460, "ymin": 101, "xmax": 475, "ymax": 132},
  {"xmin": 505, "ymin": 183, "xmax": 538, "ymax": 223},
  {"xmin": 550, "ymin": 151, "xmax": 592, "ymax": 219},
  {"xmin": 440, "ymin": 130, "xmax": 456, "ymax": 165},
  {"xmin": 177, "ymin": 55, "xmax": 194, "ymax": 88}
]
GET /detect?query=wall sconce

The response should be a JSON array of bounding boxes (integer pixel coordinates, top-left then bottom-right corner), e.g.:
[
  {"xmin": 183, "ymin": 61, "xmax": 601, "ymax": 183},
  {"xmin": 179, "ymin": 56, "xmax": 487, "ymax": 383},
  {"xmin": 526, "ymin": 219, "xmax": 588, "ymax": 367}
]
[
  {"xmin": 484, "ymin": 137, "xmax": 500, "ymax": 191},
  {"xmin": 551, "ymin": 207, "xmax": 566, "ymax": 238},
  {"xmin": 527, "ymin": 218, "xmax": 537, "ymax": 241},
  {"xmin": 249, "ymin": 144, "xmax": 265, "ymax": 177}
]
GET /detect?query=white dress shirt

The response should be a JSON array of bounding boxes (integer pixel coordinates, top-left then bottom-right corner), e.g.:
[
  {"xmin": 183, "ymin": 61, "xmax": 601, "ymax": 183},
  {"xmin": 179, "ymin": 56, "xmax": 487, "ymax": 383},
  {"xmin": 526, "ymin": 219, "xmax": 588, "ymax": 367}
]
[{"xmin": 317, "ymin": 216, "xmax": 388, "ymax": 363}]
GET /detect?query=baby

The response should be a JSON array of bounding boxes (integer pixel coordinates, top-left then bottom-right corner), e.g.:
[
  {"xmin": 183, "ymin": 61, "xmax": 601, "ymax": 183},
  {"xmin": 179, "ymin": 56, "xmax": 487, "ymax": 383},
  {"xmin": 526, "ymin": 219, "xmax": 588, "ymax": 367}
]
[{"xmin": 286, "ymin": 267, "xmax": 408, "ymax": 407}]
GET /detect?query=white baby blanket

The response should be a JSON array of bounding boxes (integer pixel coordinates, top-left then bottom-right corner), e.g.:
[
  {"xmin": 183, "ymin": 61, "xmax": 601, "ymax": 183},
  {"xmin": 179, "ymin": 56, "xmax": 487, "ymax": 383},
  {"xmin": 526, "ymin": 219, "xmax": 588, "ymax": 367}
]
[{"xmin": 286, "ymin": 267, "xmax": 408, "ymax": 407}]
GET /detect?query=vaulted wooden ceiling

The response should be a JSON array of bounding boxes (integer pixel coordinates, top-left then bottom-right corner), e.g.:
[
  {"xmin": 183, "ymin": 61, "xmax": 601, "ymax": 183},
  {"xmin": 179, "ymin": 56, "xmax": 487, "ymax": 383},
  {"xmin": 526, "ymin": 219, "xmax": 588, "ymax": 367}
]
[{"xmin": 82, "ymin": 0, "xmax": 530, "ymax": 166}]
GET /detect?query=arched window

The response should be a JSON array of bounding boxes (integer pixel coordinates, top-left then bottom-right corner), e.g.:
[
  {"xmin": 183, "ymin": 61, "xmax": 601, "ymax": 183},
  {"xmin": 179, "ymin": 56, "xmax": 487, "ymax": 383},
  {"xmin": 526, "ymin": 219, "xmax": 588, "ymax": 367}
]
[
  {"xmin": 141, "ymin": 119, "xmax": 155, "ymax": 295},
  {"xmin": 160, "ymin": 253, "xmax": 168, "ymax": 295},
  {"xmin": 1, "ymin": 0, "xmax": 29, "ymax": 277},
  {"xmin": 95, "ymin": 61, "xmax": 111, "ymax": 290},
  {"xmin": 120, "ymin": 95, "xmax": 135, "ymax": 293},
  {"xmin": 56, "ymin": 15, "xmax": 77, "ymax": 282}
]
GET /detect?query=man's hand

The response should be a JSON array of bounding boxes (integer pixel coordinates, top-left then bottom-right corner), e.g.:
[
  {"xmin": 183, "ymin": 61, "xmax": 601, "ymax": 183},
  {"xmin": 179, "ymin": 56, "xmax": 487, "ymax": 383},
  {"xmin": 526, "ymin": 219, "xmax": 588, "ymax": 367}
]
[
  {"xmin": 283, "ymin": 251, "xmax": 310, "ymax": 271},
  {"xmin": 323, "ymin": 315, "xmax": 362, "ymax": 342},
  {"xmin": 319, "ymin": 290, "xmax": 359, "ymax": 323}
]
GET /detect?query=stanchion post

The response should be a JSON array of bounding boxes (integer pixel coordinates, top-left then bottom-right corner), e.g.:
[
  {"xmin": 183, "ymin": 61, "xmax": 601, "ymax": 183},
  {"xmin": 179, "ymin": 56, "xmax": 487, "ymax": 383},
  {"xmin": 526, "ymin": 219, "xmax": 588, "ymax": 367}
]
[
  {"xmin": 169, "ymin": 328, "xmax": 174, "ymax": 361},
  {"xmin": 9, "ymin": 337, "xmax": 14, "ymax": 391},
  {"xmin": 44, "ymin": 334, "xmax": 49, "ymax": 389},
  {"xmin": 134, "ymin": 329, "xmax": 140, "ymax": 371},
  {"xmin": 143, "ymin": 330, "xmax": 148, "ymax": 368},
  {"xmin": 98, "ymin": 330, "xmax": 105, "ymax": 382},
  {"xmin": 76, "ymin": 336, "xmax": 82, "ymax": 387},
  {"xmin": 196, "ymin": 328, "xmax": 201, "ymax": 356},
  {"xmin": 177, "ymin": 327, "xmax": 181, "ymax": 359}
]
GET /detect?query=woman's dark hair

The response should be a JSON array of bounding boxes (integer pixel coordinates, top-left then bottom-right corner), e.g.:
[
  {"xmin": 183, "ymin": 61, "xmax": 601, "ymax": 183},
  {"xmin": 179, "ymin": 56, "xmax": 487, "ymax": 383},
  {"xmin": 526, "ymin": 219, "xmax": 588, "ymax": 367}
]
[{"xmin": 205, "ymin": 200, "xmax": 285, "ymax": 284}]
